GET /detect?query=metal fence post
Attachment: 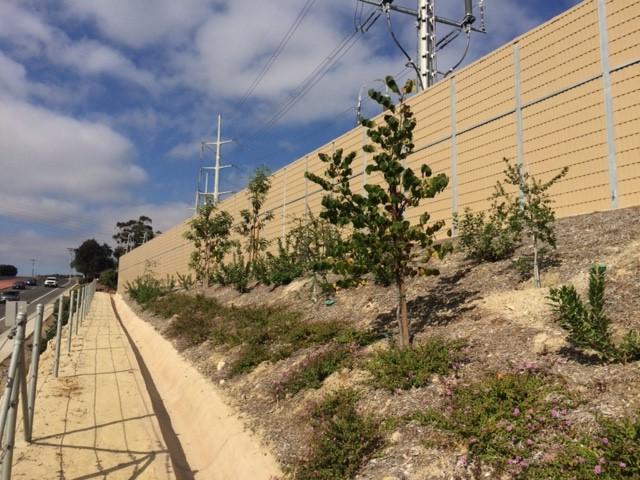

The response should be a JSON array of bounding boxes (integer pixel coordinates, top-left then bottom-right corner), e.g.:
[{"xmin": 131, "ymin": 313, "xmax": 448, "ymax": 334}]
[
  {"xmin": 449, "ymin": 77, "xmax": 459, "ymax": 234},
  {"xmin": 362, "ymin": 126, "xmax": 369, "ymax": 190},
  {"xmin": 2, "ymin": 358, "xmax": 22, "ymax": 480},
  {"xmin": 304, "ymin": 156, "xmax": 309, "ymax": 219},
  {"xmin": 67, "ymin": 289, "xmax": 75, "ymax": 354},
  {"xmin": 0, "ymin": 313, "xmax": 26, "ymax": 445},
  {"xmin": 52, "ymin": 294, "xmax": 64, "ymax": 377},
  {"xmin": 26, "ymin": 304, "xmax": 43, "ymax": 442},
  {"xmin": 281, "ymin": 168, "xmax": 287, "ymax": 240},
  {"xmin": 77, "ymin": 288, "xmax": 84, "ymax": 334},
  {"xmin": 597, "ymin": 0, "xmax": 619, "ymax": 208},
  {"xmin": 513, "ymin": 42, "xmax": 526, "ymax": 202},
  {"xmin": 1, "ymin": 312, "xmax": 27, "ymax": 480},
  {"xmin": 19, "ymin": 330, "xmax": 29, "ymax": 441},
  {"xmin": 78, "ymin": 287, "xmax": 85, "ymax": 331}
]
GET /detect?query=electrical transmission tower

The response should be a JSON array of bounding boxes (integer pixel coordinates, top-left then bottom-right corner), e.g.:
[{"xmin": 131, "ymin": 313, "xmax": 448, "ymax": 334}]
[
  {"xmin": 358, "ymin": 0, "xmax": 485, "ymax": 89},
  {"xmin": 195, "ymin": 114, "xmax": 234, "ymax": 209}
]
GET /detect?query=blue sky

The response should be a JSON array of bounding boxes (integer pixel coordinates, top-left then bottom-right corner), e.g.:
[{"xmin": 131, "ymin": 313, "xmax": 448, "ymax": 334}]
[{"xmin": 0, "ymin": 0, "xmax": 579, "ymax": 275}]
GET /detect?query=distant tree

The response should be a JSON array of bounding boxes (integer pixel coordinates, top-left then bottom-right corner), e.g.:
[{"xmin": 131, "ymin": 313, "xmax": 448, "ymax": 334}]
[
  {"xmin": 113, "ymin": 216, "xmax": 158, "ymax": 259},
  {"xmin": 184, "ymin": 200, "xmax": 235, "ymax": 288},
  {"xmin": 0, "ymin": 265, "xmax": 18, "ymax": 277},
  {"xmin": 236, "ymin": 166, "xmax": 274, "ymax": 265},
  {"xmin": 99, "ymin": 269, "xmax": 118, "ymax": 290},
  {"xmin": 71, "ymin": 239, "xmax": 115, "ymax": 279},
  {"xmin": 306, "ymin": 76, "xmax": 450, "ymax": 348}
]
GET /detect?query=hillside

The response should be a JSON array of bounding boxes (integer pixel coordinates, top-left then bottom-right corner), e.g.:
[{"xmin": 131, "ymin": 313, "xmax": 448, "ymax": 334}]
[{"xmin": 125, "ymin": 205, "xmax": 640, "ymax": 479}]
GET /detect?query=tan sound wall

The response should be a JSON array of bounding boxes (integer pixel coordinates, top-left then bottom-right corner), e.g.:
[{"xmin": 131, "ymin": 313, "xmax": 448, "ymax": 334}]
[{"xmin": 118, "ymin": 0, "xmax": 640, "ymax": 291}]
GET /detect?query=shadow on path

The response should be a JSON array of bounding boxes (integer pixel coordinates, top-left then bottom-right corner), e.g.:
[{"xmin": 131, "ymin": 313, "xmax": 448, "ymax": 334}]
[{"xmin": 110, "ymin": 296, "xmax": 196, "ymax": 480}]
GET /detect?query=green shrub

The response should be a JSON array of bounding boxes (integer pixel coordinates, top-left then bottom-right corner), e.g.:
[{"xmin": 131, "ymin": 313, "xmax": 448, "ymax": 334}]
[
  {"xmin": 259, "ymin": 239, "xmax": 305, "ymax": 286},
  {"xmin": 416, "ymin": 370, "xmax": 573, "ymax": 477},
  {"xmin": 99, "ymin": 269, "xmax": 118, "ymax": 290},
  {"xmin": 454, "ymin": 205, "xmax": 521, "ymax": 262},
  {"xmin": 364, "ymin": 337, "xmax": 466, "ymax": 391},
  {"xmin": 275, "ymin": 345, "xmax": 352, "ymax": 398},
  {"xmin": 519, "ymin": 415, "xmax": 640, "ymax": 479},
  {"xmin": 294, "ymin": 388, "xmax": 383, "ymax": 479},
  {"xmin": 214, "ymin": 248, "xmax": 250, "ymax": 293},
  {"xmin": 163, "ymin": 298, "xmax": 221, "ymax": 347},
  {"xmin": 149, "ymin": 293, "xmax": 371, "ymax": 376},
  {"xmin": 286, "ymin": 214, "xmax": 348, "ymax": 293},
  {"xmin": 549, "ymin": 265, "xmax": 640, "ymax": 362},
  {"xmin": 415, "ymin": 367, "xmax": 640, "ymax": 479},
  {"xmin": 125, "ymin": 275, "xmax": 171, "ymax": 307},
  {"xmin": 176, "ymin": 272, "xmax": 194, "ymax": 290}
]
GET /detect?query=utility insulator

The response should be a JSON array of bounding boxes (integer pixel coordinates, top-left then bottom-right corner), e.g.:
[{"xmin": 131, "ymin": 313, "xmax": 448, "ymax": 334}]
[{"xmin": 463, "ymin": 0, "xmax": 476, "ymax": 27}]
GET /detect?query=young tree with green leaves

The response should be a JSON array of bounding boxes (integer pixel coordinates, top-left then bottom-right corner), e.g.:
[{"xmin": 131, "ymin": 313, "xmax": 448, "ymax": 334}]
[
  {"xmin": 237, "ymin": 166, "xmax": 274, "ymax": 266},
  {"xmin": 496, "ymin": 159, "xmax": 568, "ymax": 287},
  {"xmin": 184, "ymin": 200, "xmax": 235, "ymax": 288},
  {"xmin": 306, "ymin": 76, "xmax": 450, "ymax": 347}
]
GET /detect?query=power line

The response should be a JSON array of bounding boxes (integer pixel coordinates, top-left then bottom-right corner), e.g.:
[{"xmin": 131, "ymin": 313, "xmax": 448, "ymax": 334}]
[
  {"xmin": 245, "ymin": 8, "xmax": 381, "ymax": 142},
  {"xmin": 236, "ymin": 0, "xmax": 316, "ymax": 109},
  {"xmin": 384, "ymin": 8, "xmax": 423, "ymax": 90}
]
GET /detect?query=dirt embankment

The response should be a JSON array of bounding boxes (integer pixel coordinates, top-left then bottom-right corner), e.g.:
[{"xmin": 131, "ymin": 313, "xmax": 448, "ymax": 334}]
[{"xmin": 126, "ymin": 206, "xmax": 640, "ymax": 479}]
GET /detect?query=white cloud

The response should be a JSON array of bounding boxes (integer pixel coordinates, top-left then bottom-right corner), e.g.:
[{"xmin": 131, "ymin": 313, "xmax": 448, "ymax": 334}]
[
  {"xmin": 0, "ymin": 97, "xmax": 145, "ymax": 204},
  {"xmin": 0, "ymin": 198, "xmax": 192, "ymax": 275},
  {"xmin": 61, "ymin": 0, "xmax": 217, "ymax": 48},
  {"xmin": 96, "ymin": 202, "xmax": 192, "ymax": 238},
  {"xmin": 55, "ymin": 40, "xmax": 157, "ymax": 89},
  {"xmin": 166, "ymin": 141, "xmax": 201, "ymax": 161},
  {"xmin": 0, "ymin": 51, "xmax": 29, "ymax": 99},
  {"xmin": 0, "ymin": 50, "xmax": 79, "ymax": 104},
  {"xmin": 0, "ymin": 3, "xmax": 158, "ymax": 91},
  {"xmin": 0, "ymin": 2, "xmax": 52, "ymax": 54},
  {"xmin": 0, "ymin": 229, "xmax": 79, "ymax": 276}
]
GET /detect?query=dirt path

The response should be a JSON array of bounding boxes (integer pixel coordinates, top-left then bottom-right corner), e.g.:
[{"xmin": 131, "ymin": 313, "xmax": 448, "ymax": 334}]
[
  {"xmin": 112, "ymin": 294, "xmax": 282, "ymax": 480},
  {"xmin": 11, "ymin": 292, "xmax": 178, "ymax": 479}
]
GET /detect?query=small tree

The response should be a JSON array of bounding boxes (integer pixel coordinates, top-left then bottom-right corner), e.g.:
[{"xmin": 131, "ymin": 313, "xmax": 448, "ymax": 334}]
[
  {"xmin": 71, "ymin": 239, "xmax": 115, "ymax": 279},
  {"xmin": 237, "ymin": 166, "xmax": 274, "ymax": 266},
  {"xmin": 184, "ymin": 201, "xmax": 234, "ymax": 288},
  {"xmin": 496, "ymin": 159, "xmax": 568, "ymax": 287},
  {"xmin": 306, "ymin": 76, "xmax": 450, "ymax": 347},
  {"xmin": 286, "ymin": 213, "xmax": 346, "ymax": 296}
]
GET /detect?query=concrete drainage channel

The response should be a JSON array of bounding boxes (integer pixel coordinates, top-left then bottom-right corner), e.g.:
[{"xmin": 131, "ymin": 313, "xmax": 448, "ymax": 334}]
[{"xmin": 110, "ymin": 294, "xmax": 282, "ymax": 480}]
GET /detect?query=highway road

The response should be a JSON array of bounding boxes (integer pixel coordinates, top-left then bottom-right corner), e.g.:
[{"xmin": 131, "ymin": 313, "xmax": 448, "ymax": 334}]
[{"xmin": 0, "ymin": 279, "xmax": 72, "ymax": 324}]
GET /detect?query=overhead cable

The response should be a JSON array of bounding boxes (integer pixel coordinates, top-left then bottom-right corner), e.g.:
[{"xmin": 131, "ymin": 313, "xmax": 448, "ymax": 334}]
[
  {"xmin": 236, "ymin": 0, "xmax": 316, "ymax": 109},
  {"xmin": 384, "ymin": 9, "xmax": 424, "ymax": 90},
  {"xmin": 245, "ymin": 8, "xmax": 381, "ymax": 140}
]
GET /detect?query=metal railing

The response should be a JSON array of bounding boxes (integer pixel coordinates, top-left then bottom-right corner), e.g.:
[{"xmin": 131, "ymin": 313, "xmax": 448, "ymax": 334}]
[{"xmin": 0, "ymin": 280, "xmax": 96, "ymax": 478}]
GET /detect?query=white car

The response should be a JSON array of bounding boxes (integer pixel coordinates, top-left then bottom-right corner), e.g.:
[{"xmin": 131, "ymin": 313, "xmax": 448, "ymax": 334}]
[{"xmin": 43, "ymin": 277, "xmax": 58, "ymax": 287}]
